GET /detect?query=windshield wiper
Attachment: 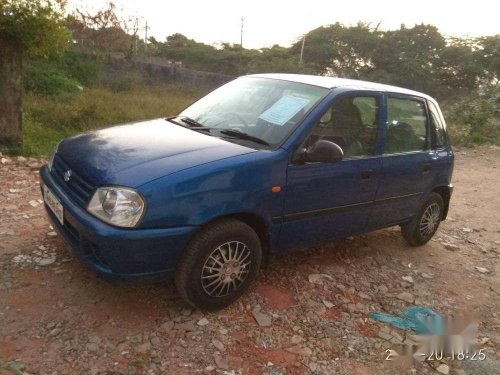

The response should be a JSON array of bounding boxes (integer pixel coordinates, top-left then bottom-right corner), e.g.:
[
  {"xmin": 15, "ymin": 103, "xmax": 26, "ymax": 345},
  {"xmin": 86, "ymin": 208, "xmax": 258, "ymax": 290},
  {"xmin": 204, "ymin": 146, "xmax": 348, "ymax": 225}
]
[
  {"xmin": 167, "ymin": 116, "xmax": 211, "ymax": 132},
  {"xmin": 219, "ymin": 129, "xmax": 269, "ymax": 146},
  {"xmin": 178, "ymin": 116, "xmax": 207, "ymax": 128}
]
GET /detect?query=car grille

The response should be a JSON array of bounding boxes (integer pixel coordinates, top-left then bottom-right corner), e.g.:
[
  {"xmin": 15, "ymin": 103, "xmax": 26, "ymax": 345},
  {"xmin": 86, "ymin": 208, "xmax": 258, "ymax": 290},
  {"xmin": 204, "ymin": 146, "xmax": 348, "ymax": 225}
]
[{"xmin": 51, "ymin": 154, "xmax": 95, "ymax": 207}]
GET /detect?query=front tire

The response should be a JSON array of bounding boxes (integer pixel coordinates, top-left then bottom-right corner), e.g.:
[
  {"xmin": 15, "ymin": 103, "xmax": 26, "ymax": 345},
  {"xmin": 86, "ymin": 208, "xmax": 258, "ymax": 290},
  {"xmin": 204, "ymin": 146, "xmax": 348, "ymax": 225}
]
[
  {"xmin": 175, "ymin": 219, "xmax": 262, "ymax": 311},
  {"xmin": 401, "ymin": 192, "xmax": 444, "ymax": 246}
]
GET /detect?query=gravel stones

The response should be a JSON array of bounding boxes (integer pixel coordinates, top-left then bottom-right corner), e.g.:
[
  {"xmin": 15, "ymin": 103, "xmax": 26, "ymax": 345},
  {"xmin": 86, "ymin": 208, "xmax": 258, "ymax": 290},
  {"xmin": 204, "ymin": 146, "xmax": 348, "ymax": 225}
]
[
  {"xmin": 252, "ymin": 308, "xmax": 272, "ymax": 327},
  {"xmin": 396, "ymin": 292, "xmax": 415, "ymax": 304}
]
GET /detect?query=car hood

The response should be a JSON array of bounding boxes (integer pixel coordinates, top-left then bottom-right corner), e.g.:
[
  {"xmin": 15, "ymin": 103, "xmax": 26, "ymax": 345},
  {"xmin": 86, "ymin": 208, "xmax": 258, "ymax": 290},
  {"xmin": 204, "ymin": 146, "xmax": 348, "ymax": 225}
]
[{"xmin": 57, "ymin": 119, "xmax": 256, "ymax": 187}]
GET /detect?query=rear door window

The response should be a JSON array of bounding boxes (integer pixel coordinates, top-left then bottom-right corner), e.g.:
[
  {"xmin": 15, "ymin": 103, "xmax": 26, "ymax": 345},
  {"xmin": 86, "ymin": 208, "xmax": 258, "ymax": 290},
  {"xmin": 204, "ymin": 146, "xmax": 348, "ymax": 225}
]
[{"xmin": 385, "ymin": 97, "xmax": 428, "ymax": 154}]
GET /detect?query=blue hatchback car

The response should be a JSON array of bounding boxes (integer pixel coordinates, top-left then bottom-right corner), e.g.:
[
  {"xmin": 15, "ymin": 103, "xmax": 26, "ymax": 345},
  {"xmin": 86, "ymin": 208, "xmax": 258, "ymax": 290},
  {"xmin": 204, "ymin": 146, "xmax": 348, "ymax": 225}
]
[{"xmin": 40, "ymin": 74, "xmax": 454, "ymax": 310}]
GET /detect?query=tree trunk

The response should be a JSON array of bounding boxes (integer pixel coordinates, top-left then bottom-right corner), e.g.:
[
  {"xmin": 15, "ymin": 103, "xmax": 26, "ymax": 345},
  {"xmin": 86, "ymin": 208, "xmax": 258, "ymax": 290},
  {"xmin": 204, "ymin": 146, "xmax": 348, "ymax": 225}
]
[{"xmin": 0, "ymin": 35, "xmax": 23, "ymax": 146}]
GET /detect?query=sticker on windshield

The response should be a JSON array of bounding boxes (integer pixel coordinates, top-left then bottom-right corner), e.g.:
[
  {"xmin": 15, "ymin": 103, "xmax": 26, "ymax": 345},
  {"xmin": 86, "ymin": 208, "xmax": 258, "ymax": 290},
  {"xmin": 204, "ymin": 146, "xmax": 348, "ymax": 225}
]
[{"xmin": 259, "ymin": 96, "xmax": 310, "ymax": 126}]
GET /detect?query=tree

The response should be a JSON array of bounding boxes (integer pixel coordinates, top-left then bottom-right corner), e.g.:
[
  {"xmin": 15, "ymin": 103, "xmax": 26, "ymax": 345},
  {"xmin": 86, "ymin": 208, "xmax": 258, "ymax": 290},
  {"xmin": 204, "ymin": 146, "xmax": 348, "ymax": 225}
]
[
  {"xmin": 72, "ymin": 2, "xmax": 141, "ymax": 55},
  {"xmin": 436, "ymin": 37, "xmax": 483, "ymax": 95},
  {"xmin": 290, "ymin": 23, "xmax": 379, "ymax": 77},
  {"xmin": 0, "ymin": 0, "xmax": 70, "ymax": 145},
  {"xmin": 476, "ymin": 35, "xmax": 500, "ymax": 83},
  {"xmin": 166, "ymin": 33, "xmax": 197, "ymax": 48},
  {"xmin": 369, "ymin": 24, "xmax": 446, "ymax": 94},
  {"xmin": 248, "ymin": 45, "xmax": 316, "ymax": 74}
]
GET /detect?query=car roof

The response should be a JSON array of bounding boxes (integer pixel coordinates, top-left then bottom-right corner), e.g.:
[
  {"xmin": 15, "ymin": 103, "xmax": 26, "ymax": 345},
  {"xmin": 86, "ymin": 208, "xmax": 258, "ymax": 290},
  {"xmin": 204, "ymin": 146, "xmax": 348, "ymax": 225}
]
[{"xmin": 246, "ymin": 73, "xmax": 434, "ymax": 100}]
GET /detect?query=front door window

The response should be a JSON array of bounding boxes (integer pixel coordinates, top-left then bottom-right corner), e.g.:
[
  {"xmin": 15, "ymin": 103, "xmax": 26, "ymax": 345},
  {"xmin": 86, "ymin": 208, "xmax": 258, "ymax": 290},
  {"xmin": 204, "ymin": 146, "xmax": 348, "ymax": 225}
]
[{"xmin": 305, "ymin": 95, "xmax": 379, "ymax": 158}]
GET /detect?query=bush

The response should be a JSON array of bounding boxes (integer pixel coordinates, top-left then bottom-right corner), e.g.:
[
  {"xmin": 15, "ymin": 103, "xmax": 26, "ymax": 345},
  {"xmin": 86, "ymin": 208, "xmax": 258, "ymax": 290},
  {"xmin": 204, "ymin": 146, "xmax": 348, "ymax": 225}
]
[
  {"xmin": 62, "ymin": 51, "xmax": 103, "ymax": 86},
  {"xmin": 24, "ymin": 51, "xmax": 104, "ymax": 96},
  {"xmin": 445, "ymin": 84, "xmax": 500, "ymax": 146},
  {"xmin": 24, "ymin": 61, "xmax": 83, "ymax": 96}
]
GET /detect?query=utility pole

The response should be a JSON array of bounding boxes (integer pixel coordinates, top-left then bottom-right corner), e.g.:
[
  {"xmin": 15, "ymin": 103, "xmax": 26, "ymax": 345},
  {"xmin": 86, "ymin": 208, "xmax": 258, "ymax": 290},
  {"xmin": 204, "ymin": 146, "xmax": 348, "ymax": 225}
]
[
  {"xmin": 239, "ymin": 16, "xmax": 245, "ymax": 74},
  {"xmin": 240, "ymin": 16, "xmax": 244, "ymax": 48},
  {"xmin": 144, "ymin": 21, "xmax": 148, "ymax": 52},
  {"xmin": 134, "ymin": 17, "xmax": 138, "ymax": 54},
  {"xmin": 300, "ymin": 12, "xmax": 313, "ymax": 65},
  {"xmin": 299, "ymin": 33, "xmax": 306, "ymax": 65}
]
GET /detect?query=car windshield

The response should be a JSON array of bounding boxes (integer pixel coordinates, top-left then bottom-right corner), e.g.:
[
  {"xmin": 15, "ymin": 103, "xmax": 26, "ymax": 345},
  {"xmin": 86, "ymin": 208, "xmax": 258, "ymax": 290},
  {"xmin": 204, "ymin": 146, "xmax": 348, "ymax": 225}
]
[{"xmin": 178, "ymin": 77, "xmax": 329, "ymax": 147}]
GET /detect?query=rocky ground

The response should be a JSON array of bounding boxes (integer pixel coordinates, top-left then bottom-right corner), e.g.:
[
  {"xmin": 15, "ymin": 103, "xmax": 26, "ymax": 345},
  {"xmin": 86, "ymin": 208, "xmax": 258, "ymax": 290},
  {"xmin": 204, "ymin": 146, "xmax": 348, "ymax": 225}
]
[{"xmin": 0, "ymin": 146, "xmax": 499, "ymax": 375}]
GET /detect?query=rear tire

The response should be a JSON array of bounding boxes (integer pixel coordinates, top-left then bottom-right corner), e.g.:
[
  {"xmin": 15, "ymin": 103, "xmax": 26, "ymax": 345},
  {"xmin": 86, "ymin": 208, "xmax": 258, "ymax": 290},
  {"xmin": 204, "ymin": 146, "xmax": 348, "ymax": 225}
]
[
  {"xmin": 401, "ymin": 192, "xmax": 444, "ymax": 246},
  {"xmin": 174, "ymin": 219, "xmax": 262, "ymax": 311}
]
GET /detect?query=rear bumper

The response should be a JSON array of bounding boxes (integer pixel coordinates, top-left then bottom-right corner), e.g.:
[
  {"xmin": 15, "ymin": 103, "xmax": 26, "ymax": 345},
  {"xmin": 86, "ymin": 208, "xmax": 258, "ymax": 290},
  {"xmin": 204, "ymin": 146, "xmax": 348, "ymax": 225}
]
[
  {"xmin": 39, "ymin": 165, "xmax": 196, "ymax": 279},
  {"xmin": 444, "ymin": 183, "xmax": 453, "ymax": 220}
]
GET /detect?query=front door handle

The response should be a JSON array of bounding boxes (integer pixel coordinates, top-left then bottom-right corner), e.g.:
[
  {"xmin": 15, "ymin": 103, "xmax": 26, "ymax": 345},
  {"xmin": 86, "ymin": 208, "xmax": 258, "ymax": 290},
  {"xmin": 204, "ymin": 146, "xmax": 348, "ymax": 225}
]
[
  {"xmin": 422, "ymin": 163, "xmax": 431, "ymax": 174},
  {"xmin": 360, "ymin": 169, "xmax": 373, "ymax": 180}
]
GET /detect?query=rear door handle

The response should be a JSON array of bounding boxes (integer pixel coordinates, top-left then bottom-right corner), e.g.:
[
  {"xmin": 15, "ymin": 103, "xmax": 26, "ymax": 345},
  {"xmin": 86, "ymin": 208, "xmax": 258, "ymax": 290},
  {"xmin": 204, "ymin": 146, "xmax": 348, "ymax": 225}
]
[
  {"xmin": 360, "ymin": 169, "xmax": 373, "ymax": 180},
  {"xmin": 422, "ymin": 163, "xmax": 431, "ymax": 174}
]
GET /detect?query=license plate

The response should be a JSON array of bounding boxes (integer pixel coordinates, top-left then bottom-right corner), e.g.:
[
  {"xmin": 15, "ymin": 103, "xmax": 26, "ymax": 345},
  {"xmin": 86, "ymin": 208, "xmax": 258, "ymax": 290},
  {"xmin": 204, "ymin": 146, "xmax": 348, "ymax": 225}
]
[{"xmin": 43, "ymin": 185, "xmax": 64, "ymax": 225}]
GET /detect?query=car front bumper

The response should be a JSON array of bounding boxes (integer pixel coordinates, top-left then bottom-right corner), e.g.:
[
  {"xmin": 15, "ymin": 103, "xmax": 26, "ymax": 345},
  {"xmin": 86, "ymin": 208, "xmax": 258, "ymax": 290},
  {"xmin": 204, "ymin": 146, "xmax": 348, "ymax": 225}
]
[{"xmin": 39, "ymin": 165, "xmax": 196, "ymax": 279}]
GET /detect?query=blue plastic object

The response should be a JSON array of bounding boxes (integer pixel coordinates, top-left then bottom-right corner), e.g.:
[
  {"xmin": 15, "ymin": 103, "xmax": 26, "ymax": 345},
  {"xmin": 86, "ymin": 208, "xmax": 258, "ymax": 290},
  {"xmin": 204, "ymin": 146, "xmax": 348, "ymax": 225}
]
[{"xmin": 370, "ymin": 306, "xmax": 444, "ymax": 335}]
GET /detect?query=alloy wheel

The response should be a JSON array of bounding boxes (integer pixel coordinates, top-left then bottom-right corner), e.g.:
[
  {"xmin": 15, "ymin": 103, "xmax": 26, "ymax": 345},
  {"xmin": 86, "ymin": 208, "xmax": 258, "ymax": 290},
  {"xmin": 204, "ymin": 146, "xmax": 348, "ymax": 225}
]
[
  {"xmin": 419, "ymin": 202, "xmax": 441, "ymax": 238},
  {"xmin": 201, "ymin": 241, "xmax": 252, "ymax": 297}
]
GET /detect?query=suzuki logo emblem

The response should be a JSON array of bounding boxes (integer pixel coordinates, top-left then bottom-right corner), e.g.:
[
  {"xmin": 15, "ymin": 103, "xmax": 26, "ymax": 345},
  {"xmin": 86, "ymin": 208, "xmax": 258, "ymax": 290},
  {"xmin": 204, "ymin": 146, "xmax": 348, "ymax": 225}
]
[{"xmin": 64, "ymin": 170, "xmax": 72, "ymax": 182}]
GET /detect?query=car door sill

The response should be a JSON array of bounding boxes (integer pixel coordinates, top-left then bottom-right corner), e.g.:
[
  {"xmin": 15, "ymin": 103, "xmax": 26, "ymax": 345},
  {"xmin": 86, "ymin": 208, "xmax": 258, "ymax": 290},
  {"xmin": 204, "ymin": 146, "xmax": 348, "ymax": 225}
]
[{"xmin": 272, "ymin": 192, "xmax": 423, "ymax": 224}]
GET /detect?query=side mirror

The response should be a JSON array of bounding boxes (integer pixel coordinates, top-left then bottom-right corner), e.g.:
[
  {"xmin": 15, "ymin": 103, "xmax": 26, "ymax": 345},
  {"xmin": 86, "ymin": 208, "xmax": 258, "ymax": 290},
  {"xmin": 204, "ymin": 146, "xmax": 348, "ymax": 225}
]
[{"xmin": 304, "ymin": 140, "xmax": 343, "ymax": 163}]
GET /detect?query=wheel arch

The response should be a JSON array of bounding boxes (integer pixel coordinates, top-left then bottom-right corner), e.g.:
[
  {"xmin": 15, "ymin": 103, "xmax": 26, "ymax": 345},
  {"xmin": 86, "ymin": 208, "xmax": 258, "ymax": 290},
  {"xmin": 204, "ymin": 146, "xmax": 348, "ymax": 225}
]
[
  {"xmin": 193, "ymin": 212, "xmax": 272, "ymax": 261},
  {"xmin": 432, "ymin": 185, "xmax": 451, "ymax": 220}
]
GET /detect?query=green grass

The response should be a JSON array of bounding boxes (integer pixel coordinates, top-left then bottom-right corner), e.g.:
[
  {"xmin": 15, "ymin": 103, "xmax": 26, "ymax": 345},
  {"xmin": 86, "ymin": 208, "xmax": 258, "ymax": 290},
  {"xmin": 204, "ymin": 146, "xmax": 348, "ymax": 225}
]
[{"xmin": 14, "ymin": 85, "xmax": 204, "ymax": 156}]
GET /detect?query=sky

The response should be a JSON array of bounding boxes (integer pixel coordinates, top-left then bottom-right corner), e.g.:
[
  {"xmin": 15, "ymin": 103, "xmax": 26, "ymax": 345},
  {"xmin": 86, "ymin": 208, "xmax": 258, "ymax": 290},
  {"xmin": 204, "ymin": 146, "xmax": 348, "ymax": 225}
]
[{"xmin": 69, "ymin": 0, "xmax": 500, "ymax": 49}]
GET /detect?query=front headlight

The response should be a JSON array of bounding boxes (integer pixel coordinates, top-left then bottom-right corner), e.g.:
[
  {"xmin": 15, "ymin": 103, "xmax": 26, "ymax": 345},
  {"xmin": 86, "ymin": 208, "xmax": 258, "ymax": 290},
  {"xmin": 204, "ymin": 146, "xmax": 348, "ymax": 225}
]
[
  {"xmin": 87, "ymin": 187, "xmax": 145, "ymax": 228},
  {"xmin": 48, "ymin": 150, "xmax": 56, "ymax": 172},
  {"xmin": 48, "ymin": 142, "xmax": 61, "ymax": 172}
]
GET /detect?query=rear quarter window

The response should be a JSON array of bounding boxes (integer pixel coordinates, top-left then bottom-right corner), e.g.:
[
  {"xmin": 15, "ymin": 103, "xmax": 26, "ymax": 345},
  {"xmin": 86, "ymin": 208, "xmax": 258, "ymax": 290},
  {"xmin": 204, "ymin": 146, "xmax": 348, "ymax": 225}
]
[{"xmin": 428, "ymin": 101, "xmax": 447, "ymax": 148}]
